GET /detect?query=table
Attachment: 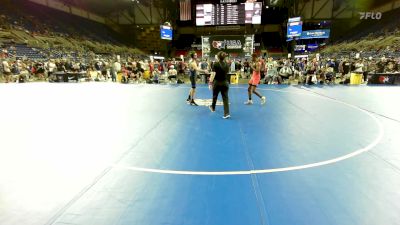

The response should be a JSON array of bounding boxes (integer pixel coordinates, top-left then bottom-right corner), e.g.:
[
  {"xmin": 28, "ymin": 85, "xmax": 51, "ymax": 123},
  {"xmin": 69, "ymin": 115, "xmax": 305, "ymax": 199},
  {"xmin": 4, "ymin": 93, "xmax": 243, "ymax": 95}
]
[{"xmin": 53, "ymin": 72, "xmax": 86, "ymax": 82}]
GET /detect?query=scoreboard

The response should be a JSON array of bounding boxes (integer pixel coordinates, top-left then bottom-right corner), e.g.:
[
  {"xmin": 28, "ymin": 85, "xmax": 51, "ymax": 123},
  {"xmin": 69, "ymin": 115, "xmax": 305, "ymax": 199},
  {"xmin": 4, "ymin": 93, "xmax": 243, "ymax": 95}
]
[{"xmin": 196, "ymin": 2, "xmax": 262, "ymax": 26}]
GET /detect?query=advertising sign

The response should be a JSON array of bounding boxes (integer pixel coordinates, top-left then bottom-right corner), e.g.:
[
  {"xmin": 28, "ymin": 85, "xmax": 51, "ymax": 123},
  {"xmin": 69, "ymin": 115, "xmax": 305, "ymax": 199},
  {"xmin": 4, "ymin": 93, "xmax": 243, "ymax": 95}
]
[
  {"xmin": 295, "ymin": 45, "xmax": 306, "ymax": 51},
  {"xmin": 202, "ymin": 35, "xmax": 253, "ymax": 58},
  {"xmin": 209, "ymin": 35, "xmax": 246, "ymax": 56},
  {"xmin": 300, "ymin": 29, "xmax": 330, "ymax": 39},
  {"xmin": 307, "ymin": 44, "xmax": 319, "ymax": 51}
]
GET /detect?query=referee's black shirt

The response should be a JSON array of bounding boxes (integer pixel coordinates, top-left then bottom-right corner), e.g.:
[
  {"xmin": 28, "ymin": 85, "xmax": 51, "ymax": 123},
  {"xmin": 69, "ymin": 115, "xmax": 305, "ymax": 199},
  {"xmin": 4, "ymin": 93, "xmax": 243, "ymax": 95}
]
[{"xmin": 212, "ymin": 61, "xmax": 230, "ymax": 82}]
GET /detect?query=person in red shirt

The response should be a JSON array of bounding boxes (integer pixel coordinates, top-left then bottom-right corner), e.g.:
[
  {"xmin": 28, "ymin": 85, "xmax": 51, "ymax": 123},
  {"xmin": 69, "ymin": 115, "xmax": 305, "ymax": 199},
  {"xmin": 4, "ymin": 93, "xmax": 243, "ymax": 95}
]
[{"xmin": 245, "ymin": 53, "xmax": 266, "ymax": 105}]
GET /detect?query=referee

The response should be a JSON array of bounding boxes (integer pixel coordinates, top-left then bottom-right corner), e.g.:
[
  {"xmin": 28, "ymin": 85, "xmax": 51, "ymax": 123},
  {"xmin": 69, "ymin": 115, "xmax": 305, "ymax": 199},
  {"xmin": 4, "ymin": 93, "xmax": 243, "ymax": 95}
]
[{"xmin": 209, "ymin": 51, "xmax": 230, "ymax": 119}]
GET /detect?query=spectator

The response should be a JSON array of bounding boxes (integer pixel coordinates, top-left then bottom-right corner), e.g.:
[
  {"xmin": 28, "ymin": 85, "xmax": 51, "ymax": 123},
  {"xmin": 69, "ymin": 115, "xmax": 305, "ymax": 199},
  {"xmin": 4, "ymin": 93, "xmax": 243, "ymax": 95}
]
[
  {"xmin": 325, "ymin": 64, "xmax": 336, "ymax": 84},
  {"xmin": 152, "ymin": 68, "xmax": 160, "ymax": 83},
  {"xmin": 354, "ymin": 60, "xmax": 364, "ymax": 73},
  {"xmin": 200, "ymin": 58, "xmax": 209, "ymax": 71},
  {"xmin": 112, "ymin": 60, "xmax": 121, "ymax": 82},
  {"xmin": 2, "ymin": 59, "xmax": 12, "ymax": 83},
  {"xmin": 278, "ymin": 63, "xmax": 292, "ymax": 84},
  {"xmin": 243, "ymin": 59, "xmax": 250, "ymax": 78},
  {"xmin": 264, "ymin": 58, "xmax": 278, "ymax": 84},
  {"xmin": 167, "ymin": 65, "xmax": 177, "ymax": 82},
  {"xmin": 47, "ymin": 59, "xmax": 56, "ymax": 81}
]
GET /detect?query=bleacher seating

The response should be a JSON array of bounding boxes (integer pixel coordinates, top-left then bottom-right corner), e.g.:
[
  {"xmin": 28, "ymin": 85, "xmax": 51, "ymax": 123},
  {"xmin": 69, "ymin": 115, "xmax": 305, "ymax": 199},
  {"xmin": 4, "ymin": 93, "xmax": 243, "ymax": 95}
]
[
  {"xmin": 334, "ymin": 7, "xmax": 400, "ymax": 43},
  {"xmin": 14, "ymin": 44, "xmax": 46, "ymax": 59},
  {"xmin": 0, "ymin": 0, "xmax": 145, "ymax": 60},
  {"xmin": 0, "ymin": 0, "xmax": 124, "ymax": 45},
  {"xmin": 322, "ymin": 7, "xmax": 400, "ymax": 57}
]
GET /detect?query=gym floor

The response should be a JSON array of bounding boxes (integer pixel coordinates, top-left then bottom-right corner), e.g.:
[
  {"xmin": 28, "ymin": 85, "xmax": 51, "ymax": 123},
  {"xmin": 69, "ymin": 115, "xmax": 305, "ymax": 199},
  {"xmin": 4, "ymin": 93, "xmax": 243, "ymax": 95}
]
[{"xmin": 0, "ymin": 83, "xmax": 399, "ymax": 225}]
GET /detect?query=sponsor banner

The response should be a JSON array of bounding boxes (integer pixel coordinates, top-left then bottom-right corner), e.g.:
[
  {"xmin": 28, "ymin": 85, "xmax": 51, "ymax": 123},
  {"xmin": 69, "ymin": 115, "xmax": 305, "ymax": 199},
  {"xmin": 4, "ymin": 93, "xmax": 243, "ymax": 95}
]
[
  {"xmin": 300, "ymin": 29, "xmax": 330, "ymax": 39},
  {"xmin": 209, "ymin": 35, "xmax": 245, "ymax": 56},
  {"xmin": 295, "ymin": 45, "xmax": 306, "ymax": 51},
  {"xmin": 369, "ymin": 73, "xmax": 400, "ymax": 85},
  {"xmin": 307, "ymin": 44, "xmax": 319, "ymax": 51},
  {"xmin": 202, "ymin": 35, "xmax": 253, "ymax": 58},
  {"xmin": 294, "ymin": 54, "xmax": 309, "ymax": 59}
]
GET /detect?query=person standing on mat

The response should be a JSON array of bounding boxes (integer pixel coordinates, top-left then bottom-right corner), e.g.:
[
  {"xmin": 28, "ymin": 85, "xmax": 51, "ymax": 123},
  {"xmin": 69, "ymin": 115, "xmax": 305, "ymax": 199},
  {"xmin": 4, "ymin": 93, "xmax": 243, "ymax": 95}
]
[
  {"xmin": 245, "ymin": 53, "xmax": 266, "ymax": 105},
  {"xmin": 187, "ymin": 52, "xmax": 208, "ymax": 106},
  {"xmin": 209, "ymin": 51, "xmax": 230, "ymax": 119}
]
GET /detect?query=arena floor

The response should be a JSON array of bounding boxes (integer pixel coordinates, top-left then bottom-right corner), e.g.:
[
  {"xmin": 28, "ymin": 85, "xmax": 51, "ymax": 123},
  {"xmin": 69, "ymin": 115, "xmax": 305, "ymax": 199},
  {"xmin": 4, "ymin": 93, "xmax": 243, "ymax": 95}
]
[{"xmin": 1, "ymin": 83, "xmax": 400, "ymax": 225}]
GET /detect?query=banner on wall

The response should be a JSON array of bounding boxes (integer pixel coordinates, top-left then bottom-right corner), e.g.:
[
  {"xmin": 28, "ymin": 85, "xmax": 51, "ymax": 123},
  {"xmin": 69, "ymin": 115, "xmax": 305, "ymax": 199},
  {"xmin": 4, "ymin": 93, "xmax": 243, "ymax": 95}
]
[
  {"xmin": 369, "ymin": 73, "xmax": 400, "ymax": 85},
  {"xmin": 300, "ymin": 29, "xmax": 330, "ymax": 39},
  {"xmin": 202, "ymin": 35, "xmax": 253, "ymax": 58},
  {"xmin": 210, "ymin": 35, "xmax": 245, "ymax": 56},
  {"xmin": 307, "ymin": 44, "xmax": 319, "ymax": 51},
  {"xmin": 294, "ymin": 45, "xmax": 306, "ymax": 51}
]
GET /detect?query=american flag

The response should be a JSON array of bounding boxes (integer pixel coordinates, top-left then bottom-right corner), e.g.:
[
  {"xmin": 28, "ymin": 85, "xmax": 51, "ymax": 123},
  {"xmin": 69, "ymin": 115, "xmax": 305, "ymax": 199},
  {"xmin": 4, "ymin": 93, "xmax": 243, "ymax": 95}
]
[{"xmin": 180, "ymin": 0, "xmax": 192, "ymax": 21}]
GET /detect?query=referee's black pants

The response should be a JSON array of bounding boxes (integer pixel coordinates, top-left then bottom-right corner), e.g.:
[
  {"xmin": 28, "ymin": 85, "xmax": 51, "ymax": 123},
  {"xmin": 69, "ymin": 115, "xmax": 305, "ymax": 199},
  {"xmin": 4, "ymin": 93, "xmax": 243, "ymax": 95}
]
[{"xmin": 212, "ymin": 81, "xmax": 230, "ymax": 116}]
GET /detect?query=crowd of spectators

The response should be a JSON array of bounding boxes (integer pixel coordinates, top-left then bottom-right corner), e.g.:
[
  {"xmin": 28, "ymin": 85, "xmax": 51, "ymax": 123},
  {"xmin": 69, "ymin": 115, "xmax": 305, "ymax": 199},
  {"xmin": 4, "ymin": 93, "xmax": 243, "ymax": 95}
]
[
  {"xmin": 178, "ymin": 54, "xmax": 400, "ymax": 85},
  {"xmin": 249, "ymin": 55, "xmax": 400, "ymax": 85},
  {"xmin": 2, "ymin": 50, "xmax": 399, "ymax": 85},
  {"xmin": 0, "ymin": 53, "xmax": 188, "ymax": 84}
]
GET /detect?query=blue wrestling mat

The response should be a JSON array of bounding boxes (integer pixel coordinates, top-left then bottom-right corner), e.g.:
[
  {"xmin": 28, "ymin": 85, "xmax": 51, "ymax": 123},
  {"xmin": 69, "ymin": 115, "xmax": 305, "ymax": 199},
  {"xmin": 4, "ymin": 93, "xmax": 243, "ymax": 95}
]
[{"xmin": 0, "ymin": 83, "xmax": 399, "ymax": 225}]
